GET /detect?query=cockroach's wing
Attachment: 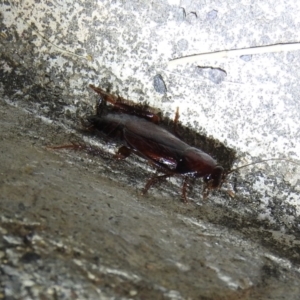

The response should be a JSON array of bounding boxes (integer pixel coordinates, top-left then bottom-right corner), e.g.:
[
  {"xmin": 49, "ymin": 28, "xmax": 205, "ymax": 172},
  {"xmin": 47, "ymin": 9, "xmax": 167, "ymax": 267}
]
[{"xmin": 123, "ymin": 127, "xmax": 180, "ymax": 171}]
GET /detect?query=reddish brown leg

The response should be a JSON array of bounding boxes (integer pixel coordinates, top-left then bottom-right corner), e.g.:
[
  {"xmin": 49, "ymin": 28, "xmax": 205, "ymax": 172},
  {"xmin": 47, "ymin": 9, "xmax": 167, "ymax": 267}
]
[
  {"xmin": 48, "ymin": 142, "xmax": 87, "ymax": 151},
  {"xmin": 48, "ymin": 142, "xmax": 110, "ymax": 158},
  {"xmin": 174, "ymin": 107, "xmax": 180, "ymax": 126},
  {"xmin": 202, "ymin": 184, "xmax": 211, "ymax": 199},
  {"xmin": 226, "ymin": 189, "xmax": 235, "ymax": 198},
  {"xmin": 142, "ymin": 174, "xmax": 171, "ymax": 195},
  {"xmin": 89, "ymin": 84, "xmax": 161, "ymax": 123},
  {"xmin": 173, "ymin": 107, "xmax": 182, "ymax": 137},
  {"xmin": 181, "ymin": 177, "xmax": 190, "ymax": 203}
]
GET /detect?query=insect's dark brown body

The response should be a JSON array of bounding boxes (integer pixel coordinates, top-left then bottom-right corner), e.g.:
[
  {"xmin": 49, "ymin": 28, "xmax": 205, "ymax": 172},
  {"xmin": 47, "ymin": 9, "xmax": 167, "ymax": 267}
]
[
  {"xmin": 87, "ymin": 85, "xmax": 224, "ymax": 201},
  {"xmin": 50, "ymin": 85, "xmax": 298, "ymax": 201}
]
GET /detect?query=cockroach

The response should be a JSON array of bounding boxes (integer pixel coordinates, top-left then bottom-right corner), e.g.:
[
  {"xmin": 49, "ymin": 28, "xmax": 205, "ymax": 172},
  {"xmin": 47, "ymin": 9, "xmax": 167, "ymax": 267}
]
[{"xmin": 51, "ymin": 85, "xmax": 299, "ymax": 202}]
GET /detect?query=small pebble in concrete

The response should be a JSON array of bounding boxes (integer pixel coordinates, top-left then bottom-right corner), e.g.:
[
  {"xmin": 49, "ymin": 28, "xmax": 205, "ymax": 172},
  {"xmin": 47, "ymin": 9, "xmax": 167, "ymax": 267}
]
[
  {"xmin": 240, "ymin": 55, "xmax": 252, "ymax": 62},
  {"xmin": 197, "ymin": 67, "xmax": 227, "ymax": 84},
  {"xmin": 206, "ymin": 10, "xmax": 218, "ymax": 20},
  {"xmin": 153, "ymin": 74, "xmax": 167, "ymax": 94}
]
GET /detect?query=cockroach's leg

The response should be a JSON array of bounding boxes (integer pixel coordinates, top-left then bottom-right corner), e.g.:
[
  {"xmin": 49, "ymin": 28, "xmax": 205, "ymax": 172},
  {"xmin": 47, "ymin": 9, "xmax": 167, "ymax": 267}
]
[
  {"xmin": 142, "ymin": 174, "xmax": 171, "ymax": 195},
  {"xmin": 220, "ymin": 177, "xmax": 235, "ymax": 198},
  {"xmin": 114, "ymin": 145, "xmax": 131, "ymax": 160},
  {"xmin": 181, "ymin": 177, "xmax": 190, "ymax": 203},
  {"xmin": 90, "ymin": 84, "xmax": 161, "ymax": 123},
  {"xmin": 48, "ymin": 142, "xmax": 87, "ymax": 151},
  {"xmin": 174, "ymin": 107, "xmax": 180, "ymax": 126},
  {"xmin": 49, "ymin": 142, "xmax": 110, "ymax": 159},
  {"xmin": 173, "ymin": 107, "xmax": 182, "ymax": 137},
  {"xmin": 226, "ymin": 189, "xmax": 235, "ymax": 198},
  {"xmin": 202, "ymin": 185, "xmax": 210, "ymax": 199}
]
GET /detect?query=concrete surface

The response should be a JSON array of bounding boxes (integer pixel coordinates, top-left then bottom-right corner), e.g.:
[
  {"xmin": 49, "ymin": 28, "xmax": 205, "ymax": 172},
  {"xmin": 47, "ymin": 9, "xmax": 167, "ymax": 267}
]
[{"xmin": 1, "ymin": 0, "xmax": 300, "ymax": 299}]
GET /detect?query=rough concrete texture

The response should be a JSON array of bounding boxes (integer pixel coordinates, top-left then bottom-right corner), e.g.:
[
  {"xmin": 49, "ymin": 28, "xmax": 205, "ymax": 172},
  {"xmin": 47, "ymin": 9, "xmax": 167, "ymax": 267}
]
[{"xmin": 1, "ymin": 0, "xmax": 300, "ymax": 299}]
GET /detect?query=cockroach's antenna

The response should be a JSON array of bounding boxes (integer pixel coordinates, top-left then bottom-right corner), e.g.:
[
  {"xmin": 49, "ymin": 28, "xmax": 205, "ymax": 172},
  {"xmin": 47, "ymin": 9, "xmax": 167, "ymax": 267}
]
[{"xmin": 225, "ymin": 158, "xmax": 300, "ymax": 176}]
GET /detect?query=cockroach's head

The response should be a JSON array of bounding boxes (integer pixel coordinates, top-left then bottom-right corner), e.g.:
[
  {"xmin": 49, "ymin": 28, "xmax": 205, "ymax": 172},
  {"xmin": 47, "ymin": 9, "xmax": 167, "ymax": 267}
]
[
  {"xmin": 203, "ymin": 166, "xmax": 224, "ymax": 198},
  {"xmin": 181, "ymin": 148, "xmax": 225, "ymax": 195}
]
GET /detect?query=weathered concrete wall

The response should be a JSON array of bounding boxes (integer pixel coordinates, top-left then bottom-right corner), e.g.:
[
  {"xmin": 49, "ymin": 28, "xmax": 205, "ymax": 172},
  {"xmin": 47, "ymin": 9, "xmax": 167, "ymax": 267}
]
[{"xmin": 1, "ymin": 0, "xmax": 300, "ymax": 299}]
